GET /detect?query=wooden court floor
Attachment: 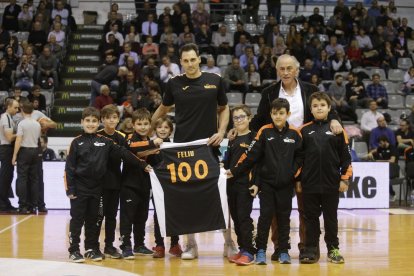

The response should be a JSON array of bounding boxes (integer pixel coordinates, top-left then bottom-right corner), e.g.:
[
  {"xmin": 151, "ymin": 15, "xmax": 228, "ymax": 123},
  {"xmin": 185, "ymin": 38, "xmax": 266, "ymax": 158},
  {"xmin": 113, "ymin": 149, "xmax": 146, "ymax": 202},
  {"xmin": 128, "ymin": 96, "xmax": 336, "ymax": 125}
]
[{"xmin": 1, "ymin": 209, "xmax": 414, "ymax": 276}]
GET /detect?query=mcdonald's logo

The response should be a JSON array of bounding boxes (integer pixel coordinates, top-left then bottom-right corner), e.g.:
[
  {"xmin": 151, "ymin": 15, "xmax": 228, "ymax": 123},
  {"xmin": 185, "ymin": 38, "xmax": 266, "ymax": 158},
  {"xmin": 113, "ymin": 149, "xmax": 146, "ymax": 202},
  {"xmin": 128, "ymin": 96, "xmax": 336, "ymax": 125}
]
[
  {"xmin": 64, "ymin": 79, "xmax": 72, "ymax": 85},
  {"xmin": 57, "ymin": 107, "xmax": 66, "ymax": 114},
  {"xmin": 72, "ymin": 45, "xmax": 80, "ymax": 50},
  {"xmin": 67, "ymin": 67, "xmax": 75, "ymax": 73},
  {"xmin": 56, "ymin": 123, "xmax": 64, "ymax": 130},
  {"xmin": 61, "ymin": 92, "xmax": 69, "ymax": 100},
  {"xmin": 69, "ymin": 56, "xmax": 77, "ymax": 61},
  {"xmin": 74, "ymin": 34, "xmax": 81, "ymax": 39}
]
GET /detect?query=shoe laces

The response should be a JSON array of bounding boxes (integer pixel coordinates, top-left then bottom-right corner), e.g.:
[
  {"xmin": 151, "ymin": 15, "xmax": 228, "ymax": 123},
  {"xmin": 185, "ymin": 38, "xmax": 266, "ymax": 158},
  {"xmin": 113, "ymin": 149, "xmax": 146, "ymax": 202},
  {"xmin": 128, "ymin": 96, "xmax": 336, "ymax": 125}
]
[{"xmin": 330, "ymin": 248, "xmax": 341, "ymax": 258}]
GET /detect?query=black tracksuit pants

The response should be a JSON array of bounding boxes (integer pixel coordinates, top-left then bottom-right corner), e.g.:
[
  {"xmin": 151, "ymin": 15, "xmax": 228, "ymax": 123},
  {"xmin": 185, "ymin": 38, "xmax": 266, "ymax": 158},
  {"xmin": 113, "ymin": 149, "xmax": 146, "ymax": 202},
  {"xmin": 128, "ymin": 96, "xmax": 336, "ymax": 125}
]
[
  {"xmin": 0, "ymin": 145, "xmax": 14, "ymax": 209},
  {"xmin": 303, "ymin": 192, "xmax": 340, "ymax": 251},
  {"xmin": 227, "ymin": 180, "xmax": 255, "ymax": 254},
  {"xmin": 68, "ymin": 194, "xmax": 100, "ymax": 253},
  {"xmin": 97, "ymin": 188, "xmax": 120, "ymax": 247},
  {"xmin": 119, "ymin": 185, "xmax": 150, "ymax": 249},
  {"xmin": 16, "ymin": 147, "xmax": 39, "ymax": 209},
  {"xmin": 152, "ymin": 197, "xmax": 179, "ymax": 248},
  {"xmin": 256, "ymin": 184, "xmax": 293, "ymax": 252}
]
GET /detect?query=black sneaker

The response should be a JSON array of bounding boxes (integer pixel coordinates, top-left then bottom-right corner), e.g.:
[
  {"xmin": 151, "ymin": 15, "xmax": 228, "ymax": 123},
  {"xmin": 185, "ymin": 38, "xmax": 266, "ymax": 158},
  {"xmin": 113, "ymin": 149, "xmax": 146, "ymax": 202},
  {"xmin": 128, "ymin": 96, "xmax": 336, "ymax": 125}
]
[
  {"xmin": 104, "ymin": 246, "xmax": 122, "ymax": 259},
  {"xmin": 271, "ymin": 248, "xmax": 280, "ymax": 261},
  {"xmin": 300, "ymin": 247, "xmax": 318, "ymax": 264},
  {"xmin": 84, "ymin": 249, "xmax": 103, "ymax": 261},
  {"xmin": 38, "ymin": 206, "xmax": 48, "ymax": 213},
  {"xmin": 327, "ymin": 248, "xmax": 345, "ymax": 264},
  {"xmin": 96, "ymin": 248, "xmax": 105, "ymax": 260},
  {"xmin": 18, "ymin": 207, "xmax": 31, "ymax": 214},
  {"xmin": 69, "ymin": 251, "xmax": 85, "ymax": 263}
]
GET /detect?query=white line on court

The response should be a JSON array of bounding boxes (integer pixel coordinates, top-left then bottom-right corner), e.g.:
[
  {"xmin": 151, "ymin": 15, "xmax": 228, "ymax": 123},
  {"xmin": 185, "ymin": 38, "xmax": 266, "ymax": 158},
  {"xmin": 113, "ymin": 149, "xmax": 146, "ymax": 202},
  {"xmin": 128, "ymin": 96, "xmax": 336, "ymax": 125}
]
[
  {"xmin": 0, "ymin": 215, "xmax": 34, "ymax": 234},
  {"xmin": 338, "ymin": 210, "xmax": 358, "ymax": 217}
]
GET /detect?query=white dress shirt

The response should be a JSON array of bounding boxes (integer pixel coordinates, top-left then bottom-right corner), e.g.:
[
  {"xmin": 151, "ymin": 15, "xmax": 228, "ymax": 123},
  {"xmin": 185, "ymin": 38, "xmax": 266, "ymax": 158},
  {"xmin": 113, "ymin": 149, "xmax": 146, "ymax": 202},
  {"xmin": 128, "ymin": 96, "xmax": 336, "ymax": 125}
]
[{"xmin": 278, "ymin": 80, "xmax": 304, "ymax": 128}]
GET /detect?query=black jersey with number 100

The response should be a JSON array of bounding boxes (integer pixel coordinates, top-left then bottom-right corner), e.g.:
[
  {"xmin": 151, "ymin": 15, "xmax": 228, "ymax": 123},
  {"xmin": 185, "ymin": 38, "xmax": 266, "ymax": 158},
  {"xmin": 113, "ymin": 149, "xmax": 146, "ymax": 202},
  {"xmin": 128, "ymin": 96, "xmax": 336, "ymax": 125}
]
[{"xmin": 163, "ymin": 72, "xmax": 228, "ymax": 143}]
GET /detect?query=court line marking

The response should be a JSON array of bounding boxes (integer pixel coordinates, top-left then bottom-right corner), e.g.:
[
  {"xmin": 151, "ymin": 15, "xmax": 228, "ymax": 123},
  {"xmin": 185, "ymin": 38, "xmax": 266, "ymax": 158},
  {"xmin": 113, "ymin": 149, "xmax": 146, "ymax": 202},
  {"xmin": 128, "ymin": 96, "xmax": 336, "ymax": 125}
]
[
  {"xmin": 338, "ymin": 210, "xmax": 358, "ymax": 217},
  {"xmin": 0, "ymin": 215, "xmax": 34, "ymax": 234}
]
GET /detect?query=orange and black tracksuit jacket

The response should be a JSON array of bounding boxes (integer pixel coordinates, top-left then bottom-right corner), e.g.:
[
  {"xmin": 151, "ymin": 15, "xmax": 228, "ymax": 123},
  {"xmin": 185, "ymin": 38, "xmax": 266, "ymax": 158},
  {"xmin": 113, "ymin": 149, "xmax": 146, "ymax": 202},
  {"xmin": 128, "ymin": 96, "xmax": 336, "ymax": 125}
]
[
  {"xmin": 299, "ymin": 120, "xmax": 353, "ymax": 193},
  {"xmin": 231, "ymin": 122, "xmax": 302, "ymax": 189}
]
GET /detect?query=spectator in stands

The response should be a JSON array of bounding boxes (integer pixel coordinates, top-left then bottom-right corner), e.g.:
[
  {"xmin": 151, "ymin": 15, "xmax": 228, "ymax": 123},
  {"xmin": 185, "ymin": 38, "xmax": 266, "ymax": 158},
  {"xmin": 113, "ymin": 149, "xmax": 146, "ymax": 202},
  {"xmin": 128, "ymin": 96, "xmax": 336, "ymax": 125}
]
[
  {"xmin": 9, "ymin": 86, "xmax": 27, "ymax": 103},
  {"xmin": 380, "ymin": 40, "xmax": 397, "ymax": 71},
  {"xmin": 45, "ymin": 34, "xmax": 64, "ymax": 61},
  {"xmin": 48, "ymin": 22, "xmax": 65, "ymax": 47},
  {"xmin": 40, "ymin": 135, "xmax": 56, "ymax": 161},
  {"xmin": 224, "ymin": 57, "xmax": 248, "ymax": 94},
  {"xmin": 384, "ymin": 19, "xmax": 397, "ymax": 42},
  {"xmin": 102, "ymin": 33, "xmax": 121, "ymax": 58},
  {"xmin": 272, "ymin": 36, "xmax": 287, "ymax": 57},
  {"xmin": 18, "ymin": 3, "xmax": 33, "ymax": 31},
  {"xmin": 263, "ymin": 15, "xmax": 277, "ymax": 38},
  {"xmin": 25, "ymin": 45, "xmax": 37, "ymax": 70},
  {"xmin": 266, "ymin": 24, "xmax": 283, "ymax": 48},
  {"xmin": 360, "ymin": 8, "xmax": 376, "ymax": 34},
  {"xmin": 356, "ymin": 28, "xmax": 373, "ymax": 51},
  {"xmin": 246, "ymin": 63, "xmax": 261, "ymax": 92},
  {"xmin": 160, "ymin": 55, "xmax": 180, "ymax": 84},
  {"xmin": 172, "ymin": 3, "xmax": 184, "ymax": 30},
  {"xmin": 346, "ymin": 72, "xmax": 368, "ymax": 109},
  {"xmin": 141, "ymin": 57, "xmax": 160, "ymax": 82},
  {"xmin": 126, "ymin": 56, "xmax": 141, "ymax": 82},
  {"xmin": 118, "ymin": 43, "xmax": 139, "ymax": 67},
  {"xmin": 305, "ymin": 37, "xmax": 321, "ymax": 62},
  {"xmin": 398, "ymin": 18, "xmax": 413, "ymax": 39},
  {"xmin": 301, "ymin": 23, "xmax": 317, "ymax": 45},
  {"xmin": 90, "ymin": 66, "xmax": 128, "ymax": 106},
  {"xmin": 94, "ymin": 85, "xmax": 114, "ymax": 110},
  {"xmin": 118, "ymin": 71, "xmax": 140, "ymax": 105},
  {"xmin": 0, "ymin": 58, "xmax": 12, "ymax": 91},
  {"xmin": 51, "ymin": 0, "xmax": 69, "ymax": 26},
  {"xmin": 195, "ymin": 23, "xmax": 213, "ymax": 54},
  {"xmin": 176, "ymin": 12, "xmax": 194, "ymax": 36},
  {"xmin": 178, "ymin": 26, "xmax": 195, "ymax": 46},
  {"xmin": 266, "ymin": 1, "xmax": 281, "ymax": 24},
  {"xmin": 332, "ymin": 49, "xmax": 351, "ymax": 74},
  {"xmin": 258, "ymin": 46, "xmax": 276, "ymax": 81},
  {"xmin": 142, "ymin": 13, "xmax": 159, "ymax": 42},
  {"xmin": 325, "ymin": 35, "xmax": 344, "ymax": 58},
  {"xmin": 33, "ymin": 13, "xmax": 49, "ymax": 33},
  {"xmin": 37, "ymin": 46, "xmax": 58, "ymax": 89},
  {"xmin": 369, "ymin": 116, "xmax": 396, "ymax": 150},
  {"xmin": 367, "ymin": 0, "xmax": 381, "ymax": 18},
  {"xmin": 2, "ymin": 0, "xmax": 21, "ymax": 32},
  {"xmin": 213, "ymin": 24, "xmax": 234, "ymax": 55},
  {"xmin": 394, "ymin": 31, "xmax": 409, "ymax": 57},
  {"xmin": 146, "ymin": 80, "xmax": 162, "ymax": 113},
  {"xmin": 366, "ymin": 73, "xmax": 388, "ymax": 108},
  {"xmin": 407, "ymin": 104, "xmax": 414, "ymax": 130},
  {"xmin": 299, "ymin": 58, "xmax": 318, "ymax": 83},
  {"xmin": 395, "ymin": 118, "xmax": 414, "ymax": 153},
  {"xmin": 192, "ymin": 1, "xmax": 209, "ymax": 32},
  {"xmin": 158, "ymin": 6, "xmax": 172, "ymax": 29},
  {"xmin": 125, "ymin": 25, "xmax": 140, "ymax": 45},
  {"xmin": 28, "ymin": 85, "xmax": 46, "ymax": 113},
  {"xmin": 4, "ymin": 46, "xmax": 19, "ymax": 71},
  {"xmin": 403, "ymin": 67, "xmax": 414, "ymax": 94},
  {"xmin": 361, "ymin": 100, "xmax": 384, "ymax": 134},
  {"xmin": 310, "ymin": 74, "xmax": 325, "ymax": 92},
  {"xmin": 0, "ymin": 26, "xmax": 11, "ymax": 55},
  {"xmin": 118, "ymin": 117, "xmax": 134, "ymax": 135},
  {"xmin": 201, "ymin": 56, "xmax": 221, "ymax": 75},
  {"xmin": 239, "ymin": 46, "xmax": 258, "ymax": 71},
  {"xmin": 15, "ymin": 55, "xmax": 34, "ymax": 91},
  {"xmin": 104, "ymin": 11, "xmax": 123, "ymax": 35},
  {"xmin": 328, "ymin": 74, "xmax": 357, "ymax": 122},
  {"xmin": 105, "ymin": 23, "xmax": 124, "ymax": 47},
  {"xmin": 28, "ymin": 21, "xmax": 48, "ymax": 55},
  {"xmin": 346, "ymin": 39, "xmax": 362, "ymax": 68},
  {"xmin": 234, "ymin": 22, "xmax": 251, "ymax": 46},
  {"xmin": 121, "ymin": 92, "xmax": 135, "ymax": 118},
  {"xmin": 160, "ymin": 26, "xmax": 179, "ymax": 46},
  {"xmin": 332, "ymin": 17, "xmax": 347, "ymax": 46},
  {"xmin": 7, "ymin": 36, "xmax": 23, "ymax": 58},
  {"xmin": 234, "ymin": 34, "xmax": 250, "ymax": 58},
  {"xmin": 99, "ymin": 53, "xmax": 117, "ymax": 72},
  {"xmin": 178, "ymin": 0, "xmax": 191, "ymax": 16}
]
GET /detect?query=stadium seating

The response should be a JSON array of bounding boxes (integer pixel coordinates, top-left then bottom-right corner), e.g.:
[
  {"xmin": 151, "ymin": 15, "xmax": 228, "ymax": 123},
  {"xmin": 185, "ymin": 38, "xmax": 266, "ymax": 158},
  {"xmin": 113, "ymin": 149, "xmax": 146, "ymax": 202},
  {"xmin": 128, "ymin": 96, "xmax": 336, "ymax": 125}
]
[
  {"xmin": 244, "ymin": 93, "xmax": 261, "ymax": 108},
  {"xmin": 227, "ymin": 92, "xmax": 243, "ymax": 107},
  {"xmin": 397, "ymin": 58, "xmax": 413, "ymax": 70}
]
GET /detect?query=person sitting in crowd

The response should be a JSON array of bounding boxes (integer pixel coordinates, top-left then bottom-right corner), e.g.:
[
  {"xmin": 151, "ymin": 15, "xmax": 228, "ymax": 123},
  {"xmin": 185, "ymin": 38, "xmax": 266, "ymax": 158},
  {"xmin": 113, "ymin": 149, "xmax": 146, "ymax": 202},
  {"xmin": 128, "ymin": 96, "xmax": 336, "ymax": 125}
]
[
  {"xmin": 369, "ymin": 116, "xmax": 396, "ymax": 150},
  {"xmin": 366, "ymin": 73, "xmax": 388, "ymax": 108}
]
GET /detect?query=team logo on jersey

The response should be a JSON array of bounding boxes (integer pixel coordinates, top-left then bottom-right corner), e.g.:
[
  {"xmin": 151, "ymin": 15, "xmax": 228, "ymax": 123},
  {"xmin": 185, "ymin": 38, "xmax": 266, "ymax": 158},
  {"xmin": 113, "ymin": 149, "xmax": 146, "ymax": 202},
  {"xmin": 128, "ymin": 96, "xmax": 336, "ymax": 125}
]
[
  {"xmin": 94, "ymin": 142, "xmax": 105, "ymax": 147},
  {"xmin": 325, "ymin": 131, "xmax": 334, "ymax": 136},
  {"xmin": 182, "ymin": 86, "xmax": 189, "ymax": 91},
  {"xmin": 239, "ymin": 143, "xmax": 249, "ymax": 148},
  {"xmin": 308, "ymin": 131, "xmax": 315, "ymax": 135},
  {"xmin": 283, "ymin": 137, "xmax": 295, "ymax": 143},
  {"xmin": 78, "ymin": 142, "xmax": 84, "ymax": 146},
  {"xmin": 267, "ymin": 137, "xmax": 275, "ymax": 141},
  {"xmin": 204, "ymin": 84, "xmax": 217, "ymax": 89}
]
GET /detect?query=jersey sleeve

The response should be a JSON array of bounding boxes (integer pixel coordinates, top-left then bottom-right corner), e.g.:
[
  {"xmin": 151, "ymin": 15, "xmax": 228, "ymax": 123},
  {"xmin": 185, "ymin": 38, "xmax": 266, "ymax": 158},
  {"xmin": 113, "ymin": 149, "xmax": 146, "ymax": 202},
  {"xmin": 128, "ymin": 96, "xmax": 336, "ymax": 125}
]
[
  {"xmin": 16, "ymin": 122, "xmax": 23, "ymax": 136},
  {"xmin": 217, "ymin": 77, "xmax": 228, "ymax": 106},
  {"xmin": 162, "ymin": 80, "xmax": 174, "ymax": 106},
  {"xmin": 64, "ymin": 139, "xmax": 78, "ymax": 196},
  {"xmin": 110, "ymin": 141, "xmax": 148, "ymax": 169},
  {"xmin": 339, "ymin": 132, "xmax": 353, "ymax": 180}
]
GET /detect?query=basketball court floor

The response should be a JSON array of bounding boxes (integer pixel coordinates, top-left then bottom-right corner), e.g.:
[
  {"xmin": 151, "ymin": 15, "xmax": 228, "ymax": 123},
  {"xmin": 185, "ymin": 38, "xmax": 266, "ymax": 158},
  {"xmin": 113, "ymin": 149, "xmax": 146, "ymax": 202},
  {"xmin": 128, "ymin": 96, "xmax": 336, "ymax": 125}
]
[{"xmin": 0, "ymin": 209, "xmax": 413, "ymax": 276}]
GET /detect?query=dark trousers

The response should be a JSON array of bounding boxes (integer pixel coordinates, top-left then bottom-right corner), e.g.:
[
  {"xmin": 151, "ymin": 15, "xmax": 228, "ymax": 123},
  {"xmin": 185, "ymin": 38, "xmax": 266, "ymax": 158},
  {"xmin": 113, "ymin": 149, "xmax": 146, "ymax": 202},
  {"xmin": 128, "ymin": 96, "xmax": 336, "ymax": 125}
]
[
  {"xmin": 227, "ymin": 181, "xmax": 255, "ymax": 254},
  {"xmin": 16, "ymin": 147, "xmax": 39, "ymax": 208},
  {"xmin": 0, "ymin": 145, "xmax": 14, "ymax": 208},
  {"xmin": 68, "ymin": 194, "xmax": 100, "ymax": 253},
  {"xmin": 256, "ymin": 185, "xmax": 292, "ymax": 251},
  {"xmin": 303, "ymin": 192, "xmax": 340, "ymax": 251},
  {"xmin": 271, "ymin": 190, "xmax": 306, "ymax": 251},
  {"xmin": 97, "ymin": 188, "xmax": 120, "ymax": 247},
  {"xmin": 153, "ymin": 197, "xmax": 179, "ymax": 247},
  {"xmin": 119, "ymin": 186, "xmax": 150, "ymax": 249}
]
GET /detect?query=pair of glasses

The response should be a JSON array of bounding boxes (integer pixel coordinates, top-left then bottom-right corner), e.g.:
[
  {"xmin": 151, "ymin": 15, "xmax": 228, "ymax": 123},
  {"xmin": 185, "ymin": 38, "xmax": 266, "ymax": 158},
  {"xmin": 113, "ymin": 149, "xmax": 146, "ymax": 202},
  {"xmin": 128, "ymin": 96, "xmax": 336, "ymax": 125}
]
[{"xmin": 233, "ymin": 115, "xmax": 247, "ymax": 122}]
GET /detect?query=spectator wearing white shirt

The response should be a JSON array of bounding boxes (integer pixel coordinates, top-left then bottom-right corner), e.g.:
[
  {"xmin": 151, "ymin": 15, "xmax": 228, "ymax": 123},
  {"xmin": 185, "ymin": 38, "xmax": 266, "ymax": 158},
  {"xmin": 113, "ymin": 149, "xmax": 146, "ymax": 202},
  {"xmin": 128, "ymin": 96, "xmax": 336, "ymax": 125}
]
[
  {"xmin": 201, "ymin": 56, "xmax": 221, "ymax": 76},
  {"xmin": 160, "ymin": 56, "xmax": 180, "ymax": 83},
  {"xmin": 51, "ymin": 0, "xmax": 69, "ymax": 26},
  {"xmin": 106, "ymin": 23, "xmax": 124, "ymax": 46},
  {"xmin": 361, "ymin": 100, "xmax": 384, "ymax": 133},
  {"xmin": 118, "ymin": 43, "xmax": 140, "ymax": 66},
  {"xmin": 142, "ymin": 13, "xmax": 158, "ymax": 41},
  {"xmin": 356, "ymin": 28, "xmax": 373, "ymax": 50},
  {"xmin": 17, "ymin": 4, "xmax": 33, "ymax": 31},
  {"xmin": 48, "ymin": 22, "xmax": 66, "ymax": 47},
  {"xmin": 212, "ymin": 24, "xmax": 234, "ymax": 55},
  {"xmin": 403, "ymin": 66, "xmax": 414, "ymax": 94}
]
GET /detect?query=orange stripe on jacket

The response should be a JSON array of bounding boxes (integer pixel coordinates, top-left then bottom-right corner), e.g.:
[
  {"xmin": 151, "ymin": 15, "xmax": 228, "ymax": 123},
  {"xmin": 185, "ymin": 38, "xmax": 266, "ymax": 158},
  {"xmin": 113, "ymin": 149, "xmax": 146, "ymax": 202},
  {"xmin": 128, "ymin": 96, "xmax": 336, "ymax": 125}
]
[
  {"xmin": 130, "ymin": 141, "xmax": 150, "ymax": 148},
  {"xmin": 341, "ymin": 164, "xmax": 353, "ymax": 180},
  {"xmin": 255, "ymin": 124, "xmax": 273, "ymax": 140}
]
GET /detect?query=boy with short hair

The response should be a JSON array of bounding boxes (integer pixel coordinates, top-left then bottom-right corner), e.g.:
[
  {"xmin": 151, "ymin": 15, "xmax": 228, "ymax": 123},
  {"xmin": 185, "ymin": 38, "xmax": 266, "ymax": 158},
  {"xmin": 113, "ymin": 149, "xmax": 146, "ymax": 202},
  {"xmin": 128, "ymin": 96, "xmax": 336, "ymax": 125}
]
[
  {"xmin": 299, "ymin": 92, "xmax": 352, "ymax": 264},
  {"xmin": 65, "ymin": 107, "xmax": 148, "ymax": 263},
  {"xmin": 228, "ymin": 98, "xmax": 302, "ymax": 265},
  {"xmin": 96, "ymin": 104, "xmax": 127, "ymax": 259},
  {"xmin": 120, "ymin": 108, "xmax": 163, "ymax": 259}
]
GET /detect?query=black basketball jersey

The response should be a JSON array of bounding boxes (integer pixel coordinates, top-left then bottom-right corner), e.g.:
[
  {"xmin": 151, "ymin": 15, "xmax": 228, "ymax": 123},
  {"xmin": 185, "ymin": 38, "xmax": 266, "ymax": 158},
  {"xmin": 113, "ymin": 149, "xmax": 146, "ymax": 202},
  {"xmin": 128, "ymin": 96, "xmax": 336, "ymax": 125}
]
[{"xmin": 150, "ymin": 139, "xmax": 228, "ymax": 237}]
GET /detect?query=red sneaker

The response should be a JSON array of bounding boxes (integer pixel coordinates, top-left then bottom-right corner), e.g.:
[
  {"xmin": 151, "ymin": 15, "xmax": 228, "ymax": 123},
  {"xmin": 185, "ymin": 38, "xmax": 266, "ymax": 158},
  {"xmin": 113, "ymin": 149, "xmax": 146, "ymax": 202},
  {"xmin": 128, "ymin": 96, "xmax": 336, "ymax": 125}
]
[
  {"xmin": 152, "ymin": 246, "xmax": 165, "ymax": 258},
  {"xmin": 235, "ymin": 252, "xmax": 254, "ymax": 266},
  {"xmin": 228, "ymin": 251, "xmax": 243, "ymax": 263},
  {"xmin": 169, "ymin": 244, "xmax": 183, "ymax": 257}
]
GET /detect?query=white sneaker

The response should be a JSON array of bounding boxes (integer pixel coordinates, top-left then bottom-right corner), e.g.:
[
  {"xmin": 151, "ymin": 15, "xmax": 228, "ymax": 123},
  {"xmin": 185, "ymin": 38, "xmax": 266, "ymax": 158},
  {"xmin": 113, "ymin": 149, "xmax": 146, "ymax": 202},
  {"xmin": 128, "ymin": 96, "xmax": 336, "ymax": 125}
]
[
  {"xmin": 223, "ymin": 241, "xmax": 238, "ymax": 257},
  {"xmin": 390, "ymin": 195, "xmax": 396, "ymax": 202},
  {"xmin": 181, "ymin": 244, "xmax": 198, "ymax": 260}
]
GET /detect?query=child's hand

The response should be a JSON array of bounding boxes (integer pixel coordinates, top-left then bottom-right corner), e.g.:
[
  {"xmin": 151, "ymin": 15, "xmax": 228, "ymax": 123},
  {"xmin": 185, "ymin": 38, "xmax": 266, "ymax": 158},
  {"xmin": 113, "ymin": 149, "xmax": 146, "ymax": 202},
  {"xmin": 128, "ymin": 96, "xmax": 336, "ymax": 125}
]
[
  {"xmin": 339, "ymin": 180, "xmax": 349, "ymax": 192},
  {"xmin": 225, "ymin": 170, "xmax": 233, "ymax": 179},
  {"xmin": 67, "ymin": 194, "xmax": 77, "ymax": 199},
  {"xmin": 153, "ymin": 138, "xmax": 163, "ymax": 147},
  {"xmin": 227, "ymin": 128, "xmax": 237, "ymax": 141},
  {"xmin": 249, "ymin": 185, "xmax": 259, "ymax": 197},
  {"xmin": 295, "ymin": 181, "xmax": 302, "ymax": 193},
  {"xmin": 144, "ymin": 165, "xmax": 153, "ymax": 172}
]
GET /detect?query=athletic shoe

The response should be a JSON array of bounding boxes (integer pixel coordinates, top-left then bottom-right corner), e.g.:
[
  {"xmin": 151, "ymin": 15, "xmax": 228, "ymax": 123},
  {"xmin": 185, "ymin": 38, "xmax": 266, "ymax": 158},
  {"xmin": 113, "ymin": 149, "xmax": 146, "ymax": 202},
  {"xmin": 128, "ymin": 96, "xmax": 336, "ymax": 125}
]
[
  {"xmin": 327, "ymin": 248, "xmax": 345, "ymax": 264},
  {"xmin": 279, "ymin": 252, "xmax": 291, "ymax": 264},
  {"xmin": 300, "ymin": 247, "xmax": 318, "ymax": 264},
  {"xmin": 122, "ymin": 247, "xmax": 135, "ymax": 260},
  {"xmin": 271, "ymin": 248, "xmax": 280, "ymax": 261},
  {"xmin": 84, "ymin": 249, "xmax": 102, "ymax": 262},
  {"xmin": 38, "ymin": 206, "xmax": 48, "ymax": 213},
  {"xmin": 390, "ymin": 195, "xmax": 396, "ymax": 202},
  {"xmin": 69, "ymin": 251, "xmax": 85, "ymax": 263},
  {"xmin": 169, "ymin": 244, "xmax": 183, "ymax": 257},
  {"xmin": 134, "ymin": 245, "xmax": 153, "ymax": 256},
  {"xmin": 256, "ymin": 249, "xmax": 266, "ymax": 265},
  {"xmin": 96, "ymin": 248, "xmax": 105, "ymax": 260},
  {"xmin": 18, "ymin": 207, "xmax": 31, "ymax": 214},
  {"xmin": 104, "ymin": 246, "xmax": 122, "ymax": 259},
  {"xmin": 223, "ymin": 241, "xmax": 239, "ymax": 258},
  {"xmin": 228, "ymin": 249, "xmax": 243, "ymax": 263},
  {"xmin": 152, "ymin": 246, "xmax": 165, "ymax": 258},
  {"xmin": 181, "ymin": 244, "xmax": 198, "ymax": 260},
  {"xmin": 235, "ymin": 251, "xmax": 254, "ymax": 266}
]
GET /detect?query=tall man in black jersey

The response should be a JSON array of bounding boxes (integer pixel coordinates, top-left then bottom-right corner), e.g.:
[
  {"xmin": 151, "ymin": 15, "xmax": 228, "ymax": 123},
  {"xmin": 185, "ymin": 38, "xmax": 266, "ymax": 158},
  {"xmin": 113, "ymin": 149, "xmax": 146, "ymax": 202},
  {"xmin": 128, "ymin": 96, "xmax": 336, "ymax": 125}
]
[{"xmin": 152, "ymin": 43, "xmax": 230, "ymax": 260}]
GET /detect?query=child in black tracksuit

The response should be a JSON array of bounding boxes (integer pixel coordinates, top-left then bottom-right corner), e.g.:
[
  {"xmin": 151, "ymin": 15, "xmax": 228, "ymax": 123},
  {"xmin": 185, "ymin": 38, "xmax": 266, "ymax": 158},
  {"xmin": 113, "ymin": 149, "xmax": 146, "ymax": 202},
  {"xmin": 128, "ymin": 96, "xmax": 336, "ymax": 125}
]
[
  {"xmin": 151, "ymin": 116, "xmax": 182, "ymax": 258},
  {"xmin": 65, "ymin": 107, "xmax": 147, "ymax": 263},
  {"xmin": 298, "ymin": 92, "xmax": 352, "ymax": 264},
  {"xmin": 223, "ymin": 105, "xmax": 257, "ymax": 265},
  {"xmin": 229, "ymin": 99, "xmax": 302, "ymax": 265},
  {"xmin": 119, "ymin": 108, "xmax": 163, "ymax": 259}
]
